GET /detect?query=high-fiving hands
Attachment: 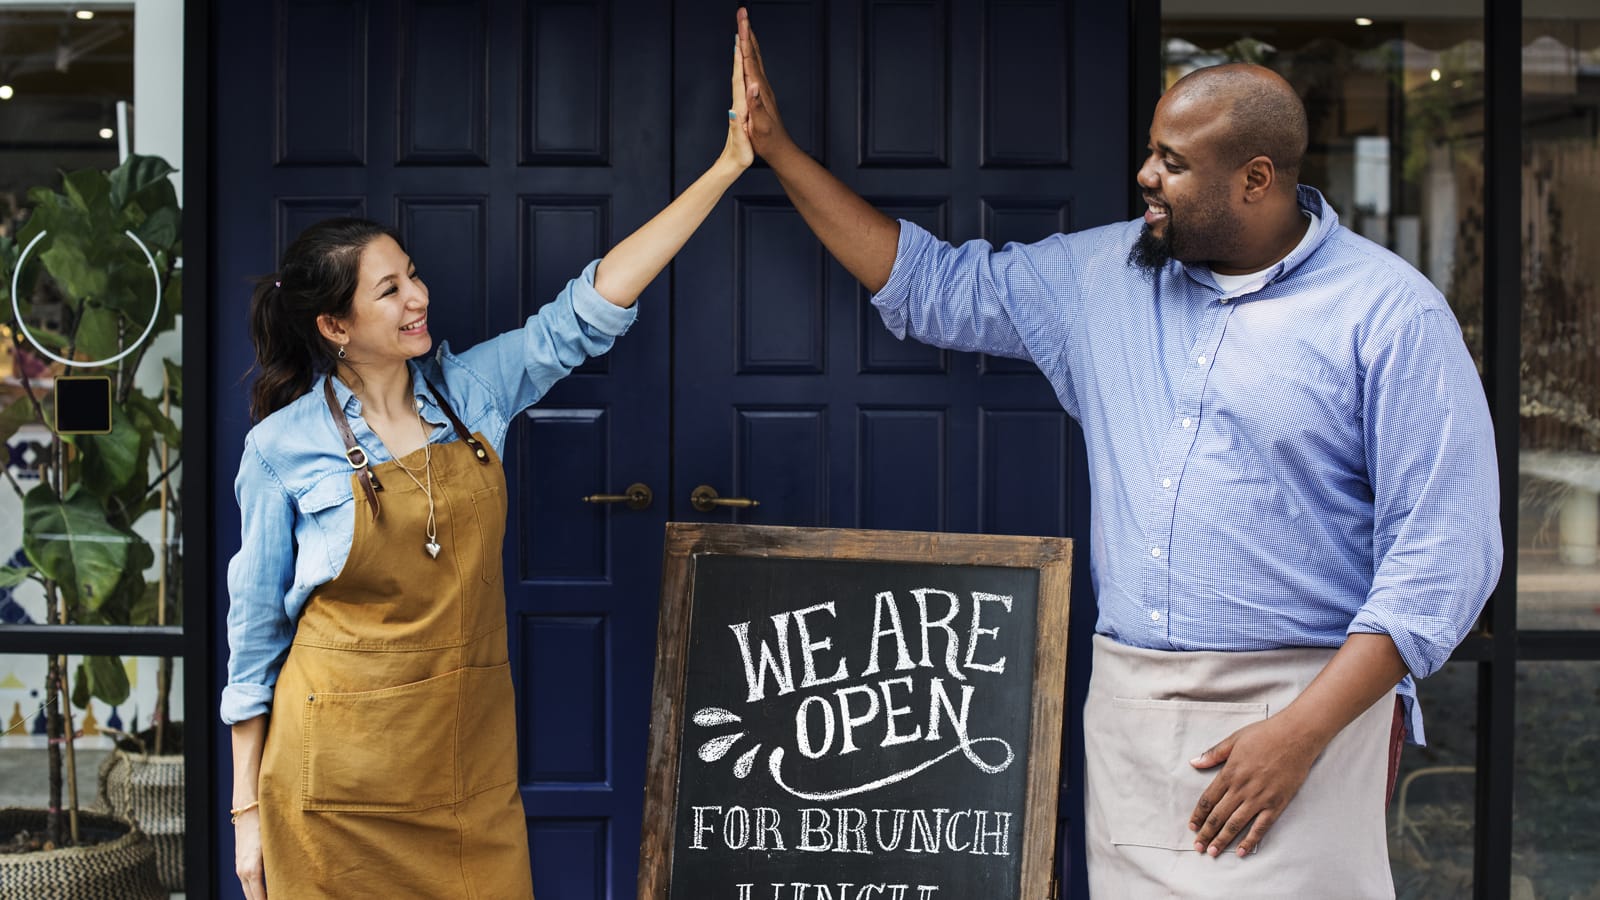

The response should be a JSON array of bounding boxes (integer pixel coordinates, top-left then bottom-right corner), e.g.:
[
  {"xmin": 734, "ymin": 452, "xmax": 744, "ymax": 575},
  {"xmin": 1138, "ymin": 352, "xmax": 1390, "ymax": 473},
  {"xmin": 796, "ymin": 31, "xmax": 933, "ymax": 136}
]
[{"xmin": 736, "ymin": 7, "xmax": 794, "ymax": 162}]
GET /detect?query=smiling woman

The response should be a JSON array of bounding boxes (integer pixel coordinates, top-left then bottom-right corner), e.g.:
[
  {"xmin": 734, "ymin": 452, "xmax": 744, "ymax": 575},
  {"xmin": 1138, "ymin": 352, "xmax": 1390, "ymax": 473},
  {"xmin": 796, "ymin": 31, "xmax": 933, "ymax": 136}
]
[{"xmin": 221, "ymin": 36, "xmax": 757, "ymax": 898}]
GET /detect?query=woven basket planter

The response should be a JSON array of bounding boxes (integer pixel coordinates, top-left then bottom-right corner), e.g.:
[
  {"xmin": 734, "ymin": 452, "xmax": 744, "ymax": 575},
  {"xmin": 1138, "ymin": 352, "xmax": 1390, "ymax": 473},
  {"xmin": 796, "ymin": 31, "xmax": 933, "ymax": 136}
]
[
  {"xmin": 0, "ymin": 808, "xmax": 164, "ymax": 900},
  {"xmin": 97, "ymin": 749, "xmax": 185, "ymax": 891}
]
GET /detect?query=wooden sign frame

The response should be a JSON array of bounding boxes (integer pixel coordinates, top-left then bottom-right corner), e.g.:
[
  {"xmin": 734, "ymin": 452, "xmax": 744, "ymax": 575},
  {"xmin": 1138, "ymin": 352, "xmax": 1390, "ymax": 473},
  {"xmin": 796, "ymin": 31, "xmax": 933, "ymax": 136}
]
[{"xmin": 638, "ymin": 523, "xmax": 1073, "ymax": 900}]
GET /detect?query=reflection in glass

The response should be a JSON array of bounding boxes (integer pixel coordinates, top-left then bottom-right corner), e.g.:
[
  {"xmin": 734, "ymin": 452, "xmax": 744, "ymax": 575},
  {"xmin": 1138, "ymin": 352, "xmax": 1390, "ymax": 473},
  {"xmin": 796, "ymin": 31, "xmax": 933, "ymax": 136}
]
[
  {"xmin": 1388, "ymin": 663, "xmax": 1477, "ymax": 899},
  {"xmin": 1160, "ymin": 15, "xmax": 1485, "ymax": 364},
  {"xmin": 1518, "ymin": 13, "xmax": 1600, "ymax": 631},
  {"xmin": 0, "ymin": 652, "xmax": 187, "ymax": 890},
  {"xmin": 1514, "ymin": 662, "xmax": 1600, "ymax": 896}
]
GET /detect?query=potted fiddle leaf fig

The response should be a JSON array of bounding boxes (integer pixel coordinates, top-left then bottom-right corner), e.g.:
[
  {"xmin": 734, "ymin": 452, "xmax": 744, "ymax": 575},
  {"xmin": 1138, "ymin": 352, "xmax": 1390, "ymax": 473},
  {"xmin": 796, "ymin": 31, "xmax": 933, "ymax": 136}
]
[{"xmin": 0, "ymin": 153, "xmax": 183, "ymax": 898}]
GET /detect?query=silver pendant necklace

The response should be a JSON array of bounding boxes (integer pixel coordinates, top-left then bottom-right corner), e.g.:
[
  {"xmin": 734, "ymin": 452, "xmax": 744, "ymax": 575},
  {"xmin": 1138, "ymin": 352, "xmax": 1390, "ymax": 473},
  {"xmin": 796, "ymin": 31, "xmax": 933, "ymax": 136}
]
[{"xmin": 389, "ymin": 401, "xmax": 440, "ymax": 558}]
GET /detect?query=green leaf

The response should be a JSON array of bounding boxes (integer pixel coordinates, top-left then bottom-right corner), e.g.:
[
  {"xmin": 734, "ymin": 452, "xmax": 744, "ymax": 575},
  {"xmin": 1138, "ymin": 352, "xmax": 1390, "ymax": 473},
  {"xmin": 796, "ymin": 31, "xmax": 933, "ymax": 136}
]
[
  {"xmin": 162, "ymin": 360, "xmax": 183, "ymax": 408},
  {"xmin": 39, "ymin": 234, "xmax": 111, "ymax": 304},
  {"xmin": 129, "ymin": 576, "xmax": 179, "ymax": 628},
  {"xmin": 73, "ymin": 405, "xmax": 144, "ymax": 494},
  {"xmin": 135, "ymin": 206, "xmax": 180, "ymax": 253},
  {"xmin": 160, "ymin": 272, "xmax": 182, "ymax": 324},
  {"xmin": 73, "ymin": 302, "xmax": 123, "ymax": 362},
  {"xmin": 22, "ymin": 483, "xmax": 134, "ymax": 608},
  {"xmin": 0, "ymin": 566, "xmax": 34, "ymax": 589},
  {"xmin": 73, "ymin": 655, "xmax": 130, "ymax": 709},
  {"xmin": 63, "ymin": 170, "xmax": 112, "ymax": 219},
  {"xmin": 129, "ymin": 580, "xmax": 160, "ymax": 626},
  {"xmin": 11, "ymin": 323, "xmax": 70, "ymax": 353},
  {"xmin": 109, "ymin": 155, "xmax": 176, "ymax": 213},
  {"xmin": 0, "ymin": 234, "xmax": 15, "ymax": 302},
  {"xmin": 126, "ymin": 389, "xmax": 181, "ymax": 446},
  {"xmin": 72, "ymin": 663, "xmax": 89, "ymax": 710}
]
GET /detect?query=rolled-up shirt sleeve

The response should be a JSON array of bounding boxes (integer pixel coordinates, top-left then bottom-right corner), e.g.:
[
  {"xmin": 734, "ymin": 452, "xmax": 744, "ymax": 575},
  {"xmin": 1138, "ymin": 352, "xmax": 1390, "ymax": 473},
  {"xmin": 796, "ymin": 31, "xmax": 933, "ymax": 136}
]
[
  {"xmin": 871, "ymin": 220, "xmax": 1070, "ymax": 363},
  {"xmin": 221, "ymin": 436, "xmax": 298, "ymax": 725},
  {"xmin": 1347, "ymin": 307, "xmax": 1503, "ymax": 681},
  {"xmin": 451, "ymin": 257, "xmax": 637, "ymax": 418}
]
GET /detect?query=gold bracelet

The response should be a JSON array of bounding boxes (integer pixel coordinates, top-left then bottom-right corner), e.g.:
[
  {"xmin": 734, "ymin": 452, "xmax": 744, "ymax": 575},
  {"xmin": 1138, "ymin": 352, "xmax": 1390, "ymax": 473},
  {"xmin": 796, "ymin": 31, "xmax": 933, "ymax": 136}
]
[{"xmin": 230, "ymin": 800, "xmax": 260, "ymax": 824}]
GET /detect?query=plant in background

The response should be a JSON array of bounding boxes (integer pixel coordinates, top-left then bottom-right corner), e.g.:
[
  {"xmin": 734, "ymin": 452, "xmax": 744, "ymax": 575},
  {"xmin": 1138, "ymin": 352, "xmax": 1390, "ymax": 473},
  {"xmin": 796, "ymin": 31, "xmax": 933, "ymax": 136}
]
[{"xmin": 0, "ymin": 154, "xmax": 182, "ymax": 851}]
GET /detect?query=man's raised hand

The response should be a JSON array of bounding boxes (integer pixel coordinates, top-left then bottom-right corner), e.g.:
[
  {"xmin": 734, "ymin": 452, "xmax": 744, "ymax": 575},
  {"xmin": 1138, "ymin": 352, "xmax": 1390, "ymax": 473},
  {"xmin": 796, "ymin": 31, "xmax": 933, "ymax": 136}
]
[{"xmin": 737, "ymin": 7, "xmax": 793, "ymax": 160}]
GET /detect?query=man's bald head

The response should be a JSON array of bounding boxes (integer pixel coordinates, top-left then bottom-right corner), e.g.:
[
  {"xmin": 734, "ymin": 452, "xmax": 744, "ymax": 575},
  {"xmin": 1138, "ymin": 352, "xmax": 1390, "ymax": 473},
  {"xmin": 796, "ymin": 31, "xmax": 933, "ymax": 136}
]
[{"xmin": 1168, "ymin": 63, "xmax": 1308, "ymax": 190}]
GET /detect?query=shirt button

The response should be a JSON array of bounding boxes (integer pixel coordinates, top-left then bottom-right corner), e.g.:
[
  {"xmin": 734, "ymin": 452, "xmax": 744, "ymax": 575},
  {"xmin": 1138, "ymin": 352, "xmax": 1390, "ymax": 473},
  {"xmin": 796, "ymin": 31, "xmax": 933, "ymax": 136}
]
[
  {"xmin": 1197, "ymin": 355, "xmax": 1207, "ymax": 365},
  {"xmin": 1150, "ymin": 611, "xmax": 1161, "ymax": 622},
  {"xmin": 1151, "ymin": 547, "xmax": 1162, "ymax": 558},
  {"xmin": 1162, "ymin": 478, "xmax": 1172, "ymax": 489},
  {"xmin": 1181, "ymin": 417, "xmax": 1192, "ymax": 429},
  {"xmin": 1220, "ymin": 298, "xmax": 1231, "ymax": 304}
]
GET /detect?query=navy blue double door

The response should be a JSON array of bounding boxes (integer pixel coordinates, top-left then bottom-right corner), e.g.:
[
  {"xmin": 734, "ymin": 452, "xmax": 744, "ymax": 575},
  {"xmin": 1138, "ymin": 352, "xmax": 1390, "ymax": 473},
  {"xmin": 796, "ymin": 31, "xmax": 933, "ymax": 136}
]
[{"xmin": 210, "ymin": 1, "xmax": 1127, "ymax": 896}]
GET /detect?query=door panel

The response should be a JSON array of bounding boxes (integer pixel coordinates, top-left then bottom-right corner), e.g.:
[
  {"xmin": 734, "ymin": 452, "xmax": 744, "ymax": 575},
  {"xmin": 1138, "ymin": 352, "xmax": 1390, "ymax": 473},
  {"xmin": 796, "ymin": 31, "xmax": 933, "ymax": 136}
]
[
  {"xmin": 671, "ymin": 2, "xmax": 1124, "ymax": 896},
  {"xmin": 212, "ymin": 1, "xmax": 668, "ymax": 897},
  {"xmin": 214, "ymin": 2, "xmax": 1124, "ymax": 897}
]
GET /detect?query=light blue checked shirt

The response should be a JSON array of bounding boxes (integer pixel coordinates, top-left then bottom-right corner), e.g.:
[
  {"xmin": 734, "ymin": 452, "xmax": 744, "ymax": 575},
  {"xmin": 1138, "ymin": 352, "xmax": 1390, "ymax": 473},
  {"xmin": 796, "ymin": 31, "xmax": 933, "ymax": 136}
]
[
  {"xmin": 872, "ymin": 187, "xmax": 1502, "ymax": 743},
  {"xmin": 222, "ymin": 260, "xmax": 635, "ymax": 725}
]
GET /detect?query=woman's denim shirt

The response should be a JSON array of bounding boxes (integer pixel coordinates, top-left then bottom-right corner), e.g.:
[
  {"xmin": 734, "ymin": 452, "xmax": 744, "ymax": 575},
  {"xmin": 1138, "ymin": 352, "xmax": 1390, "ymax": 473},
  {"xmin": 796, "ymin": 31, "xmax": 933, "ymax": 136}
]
[{"xmin": 222, "ymin": 260, "xmax": 635, "ymax": 724}]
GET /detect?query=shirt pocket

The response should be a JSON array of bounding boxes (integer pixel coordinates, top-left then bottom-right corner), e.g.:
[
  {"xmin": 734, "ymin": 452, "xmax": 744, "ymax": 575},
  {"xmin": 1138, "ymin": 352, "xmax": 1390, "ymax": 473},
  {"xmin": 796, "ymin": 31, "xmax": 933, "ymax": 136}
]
[
  {"xmin": 296, "ymin": 474, "xmax": 355, "ymax": 576},
  {"xmin": 1103, "ymin": 697, "xmax": 1268, "ymax": 850}
]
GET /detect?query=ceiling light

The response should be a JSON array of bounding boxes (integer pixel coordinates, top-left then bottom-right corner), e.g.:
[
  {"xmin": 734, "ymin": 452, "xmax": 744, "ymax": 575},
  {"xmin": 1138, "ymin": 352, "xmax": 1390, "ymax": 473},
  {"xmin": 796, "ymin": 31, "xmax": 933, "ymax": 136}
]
[
  {"xmin": 98, "ymin": 126, "xmax": 114, "ymax": 140},
  {"xmin": 75, "ymin": 9, "xmax": 95, "ymax": 20},
  {"xmin": 0, "ymin": 85, "xmax": 13, "ymax": 101},
  {"xmin": 1354, "ymin": 17, "xmax": 1374, "ymax": 26},
  {"xmin": 1430, "ymin": 68, "xmax": 1442, "ymax": 82}
]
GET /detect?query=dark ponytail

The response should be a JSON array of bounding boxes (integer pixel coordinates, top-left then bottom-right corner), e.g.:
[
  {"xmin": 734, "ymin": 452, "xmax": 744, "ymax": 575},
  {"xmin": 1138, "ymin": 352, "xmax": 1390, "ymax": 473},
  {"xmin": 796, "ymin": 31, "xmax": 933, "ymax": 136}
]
[{"xmin": 246, "ymin": 218, "xmax": 404, "ymax": 421}]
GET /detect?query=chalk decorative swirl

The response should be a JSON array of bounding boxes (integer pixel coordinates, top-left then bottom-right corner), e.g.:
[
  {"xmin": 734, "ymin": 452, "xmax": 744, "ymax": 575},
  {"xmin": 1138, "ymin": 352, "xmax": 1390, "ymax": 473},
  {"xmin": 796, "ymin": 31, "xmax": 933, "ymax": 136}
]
[
  {"xmin": 765, "ymin": 738, "xmax": 1013, "ymax": 801},
  {"xmin": 691, "ymin": 705, "xmax": 1012, "ymax": 800}
]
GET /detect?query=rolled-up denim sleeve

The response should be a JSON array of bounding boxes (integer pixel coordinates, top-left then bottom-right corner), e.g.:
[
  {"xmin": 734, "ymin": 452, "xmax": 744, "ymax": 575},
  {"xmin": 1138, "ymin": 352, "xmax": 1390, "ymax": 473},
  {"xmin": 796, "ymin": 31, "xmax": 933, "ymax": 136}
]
[
  {"xmin": 451, "ymin": 257, "xmax": 637, "ymax": 418},
  {"xmin": 221, "ymin": 436, "xmax": 298, "ymax": 725},
  {"xmin": 870, "ymin": 220, "xmax": 1073, "ymax": 363},
  {"xmin": 1347, "ymin": 308, "xmax": 1503, "ymax": 683}
]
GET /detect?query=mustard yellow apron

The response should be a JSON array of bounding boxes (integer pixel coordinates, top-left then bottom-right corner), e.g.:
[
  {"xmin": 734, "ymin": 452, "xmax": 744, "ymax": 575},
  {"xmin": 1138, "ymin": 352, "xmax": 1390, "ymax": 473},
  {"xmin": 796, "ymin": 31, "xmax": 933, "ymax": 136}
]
[{"xmin": 258, "ymin": 409, "xmax": 533, "ymax": 898}]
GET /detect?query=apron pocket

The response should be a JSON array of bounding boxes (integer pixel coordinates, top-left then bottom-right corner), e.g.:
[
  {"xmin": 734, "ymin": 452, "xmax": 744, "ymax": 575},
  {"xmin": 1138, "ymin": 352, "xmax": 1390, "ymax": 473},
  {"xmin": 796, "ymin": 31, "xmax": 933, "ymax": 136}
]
[
  {"xmin": 301, "ymin": 668, "xmax": 464, "ymax": 812},
  {"xmin": 470, "ymin": 485, "xmax": 506, "ymax": 584},
  {"xmin": 456, "ymin": 663, "xmax": 520, "ymax": 798},
  {"xmin": 1104, "ymin": 697, "xmax": 1268, "ymax": 850}
]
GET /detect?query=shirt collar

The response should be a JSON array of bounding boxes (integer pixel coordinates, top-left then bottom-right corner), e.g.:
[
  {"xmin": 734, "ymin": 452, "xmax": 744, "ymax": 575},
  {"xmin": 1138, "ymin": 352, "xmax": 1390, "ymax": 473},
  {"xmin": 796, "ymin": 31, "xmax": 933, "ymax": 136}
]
[
  {"xmin": 323, "ymin": 359, "xmax": 439, "ymax": 419},
  {"xmin": 1177, "ymin": 185, "xmax": 1341, "ymax": 297}
]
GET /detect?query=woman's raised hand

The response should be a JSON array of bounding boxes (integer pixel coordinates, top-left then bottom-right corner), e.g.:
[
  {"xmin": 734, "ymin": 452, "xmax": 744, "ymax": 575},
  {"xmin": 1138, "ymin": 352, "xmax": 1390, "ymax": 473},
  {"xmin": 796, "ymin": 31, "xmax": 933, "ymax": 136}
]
[{"xmin": 722, "ymin": 36, "xmax": 755, "ymax": 171}]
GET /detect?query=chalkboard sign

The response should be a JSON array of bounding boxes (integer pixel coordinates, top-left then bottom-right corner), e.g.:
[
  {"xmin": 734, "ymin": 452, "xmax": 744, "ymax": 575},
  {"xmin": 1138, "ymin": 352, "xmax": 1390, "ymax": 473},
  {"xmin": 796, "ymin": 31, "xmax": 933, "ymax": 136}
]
[{"xmin": 640, "ymin": 524, "xmax": 1072, "ymax": 900}]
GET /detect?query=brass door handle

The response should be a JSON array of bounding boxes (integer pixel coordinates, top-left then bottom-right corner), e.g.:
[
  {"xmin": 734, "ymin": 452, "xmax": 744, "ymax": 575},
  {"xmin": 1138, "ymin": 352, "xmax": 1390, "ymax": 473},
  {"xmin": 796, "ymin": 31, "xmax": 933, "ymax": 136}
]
[
  {"xmin": 581, "ymin": 482, "xmax": 653, "ymax": 511},
  {"xmin": 690, "ymin": 485, "xmax": 760, "ymax": 513}
]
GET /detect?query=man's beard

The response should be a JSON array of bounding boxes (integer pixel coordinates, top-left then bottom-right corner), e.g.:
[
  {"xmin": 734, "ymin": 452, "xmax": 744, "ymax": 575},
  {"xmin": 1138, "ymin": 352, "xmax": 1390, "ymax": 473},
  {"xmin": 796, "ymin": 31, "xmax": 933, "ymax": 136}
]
[
  {"xmin": 1127, "ymin": 190, "xmax": 1245, "ymax": 277},
  {"xmin": 1128, "ymin": 222, "xmax": 1173, "ymax": 275}
]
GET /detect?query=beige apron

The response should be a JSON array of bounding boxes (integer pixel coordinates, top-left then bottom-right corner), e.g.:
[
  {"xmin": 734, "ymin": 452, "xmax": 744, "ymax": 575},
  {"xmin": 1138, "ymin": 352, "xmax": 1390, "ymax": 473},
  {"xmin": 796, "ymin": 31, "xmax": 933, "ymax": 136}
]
[
  {"xmin": 258, "ymin": 403, "xmax": 533, "ymax": 899},
  {"xmin": 1084, "ymin": 635, "xmax": 1395, "ymax": 900}
]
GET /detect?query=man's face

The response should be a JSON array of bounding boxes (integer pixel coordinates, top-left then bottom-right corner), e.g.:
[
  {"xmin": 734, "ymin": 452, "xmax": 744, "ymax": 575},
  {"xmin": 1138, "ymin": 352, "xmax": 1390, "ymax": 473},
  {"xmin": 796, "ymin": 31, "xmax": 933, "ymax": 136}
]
[{"xmin": 1130, "ymin": 91, "xmax": 1247, "ymax": 273}]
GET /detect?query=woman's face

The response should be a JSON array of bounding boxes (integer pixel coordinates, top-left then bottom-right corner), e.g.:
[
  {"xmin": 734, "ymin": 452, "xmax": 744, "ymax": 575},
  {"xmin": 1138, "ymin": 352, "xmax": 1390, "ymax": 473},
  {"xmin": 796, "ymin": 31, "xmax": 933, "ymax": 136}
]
[{"xmin": 338, "ymin": 235, "xmax": 432, "ymax": 364}]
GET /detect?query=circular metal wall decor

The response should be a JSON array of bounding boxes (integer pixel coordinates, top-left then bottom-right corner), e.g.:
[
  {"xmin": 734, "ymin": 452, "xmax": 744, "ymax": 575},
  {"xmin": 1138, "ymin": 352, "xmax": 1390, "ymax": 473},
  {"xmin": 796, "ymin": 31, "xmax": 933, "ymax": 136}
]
[{"xmin": 9, "ymin": 228, "xmax": 165, "ymax": 368}]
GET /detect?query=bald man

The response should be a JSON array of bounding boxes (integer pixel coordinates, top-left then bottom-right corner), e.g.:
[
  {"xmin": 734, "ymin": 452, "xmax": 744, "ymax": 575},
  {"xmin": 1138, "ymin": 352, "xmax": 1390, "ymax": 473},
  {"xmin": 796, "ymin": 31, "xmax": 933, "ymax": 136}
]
[{"xmin": 736, "ymin": 9, "xmax": 1501, "ymax": 898}]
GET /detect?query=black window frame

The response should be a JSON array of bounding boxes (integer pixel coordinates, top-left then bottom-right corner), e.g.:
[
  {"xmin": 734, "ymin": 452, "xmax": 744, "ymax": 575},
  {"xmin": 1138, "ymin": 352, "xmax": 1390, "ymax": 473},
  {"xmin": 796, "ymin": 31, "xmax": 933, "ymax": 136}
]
[{"xmin": 0, "ymin": 1, "xmax": 216, "ymax": 895}]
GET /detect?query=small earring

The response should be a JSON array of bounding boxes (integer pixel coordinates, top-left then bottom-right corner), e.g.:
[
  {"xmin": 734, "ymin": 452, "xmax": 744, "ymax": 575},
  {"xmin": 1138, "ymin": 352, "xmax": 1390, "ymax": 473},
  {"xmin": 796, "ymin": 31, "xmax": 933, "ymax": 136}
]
[{"xmin": 338, "ymin": 345, "xmax": 347, "ymax": 360}]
